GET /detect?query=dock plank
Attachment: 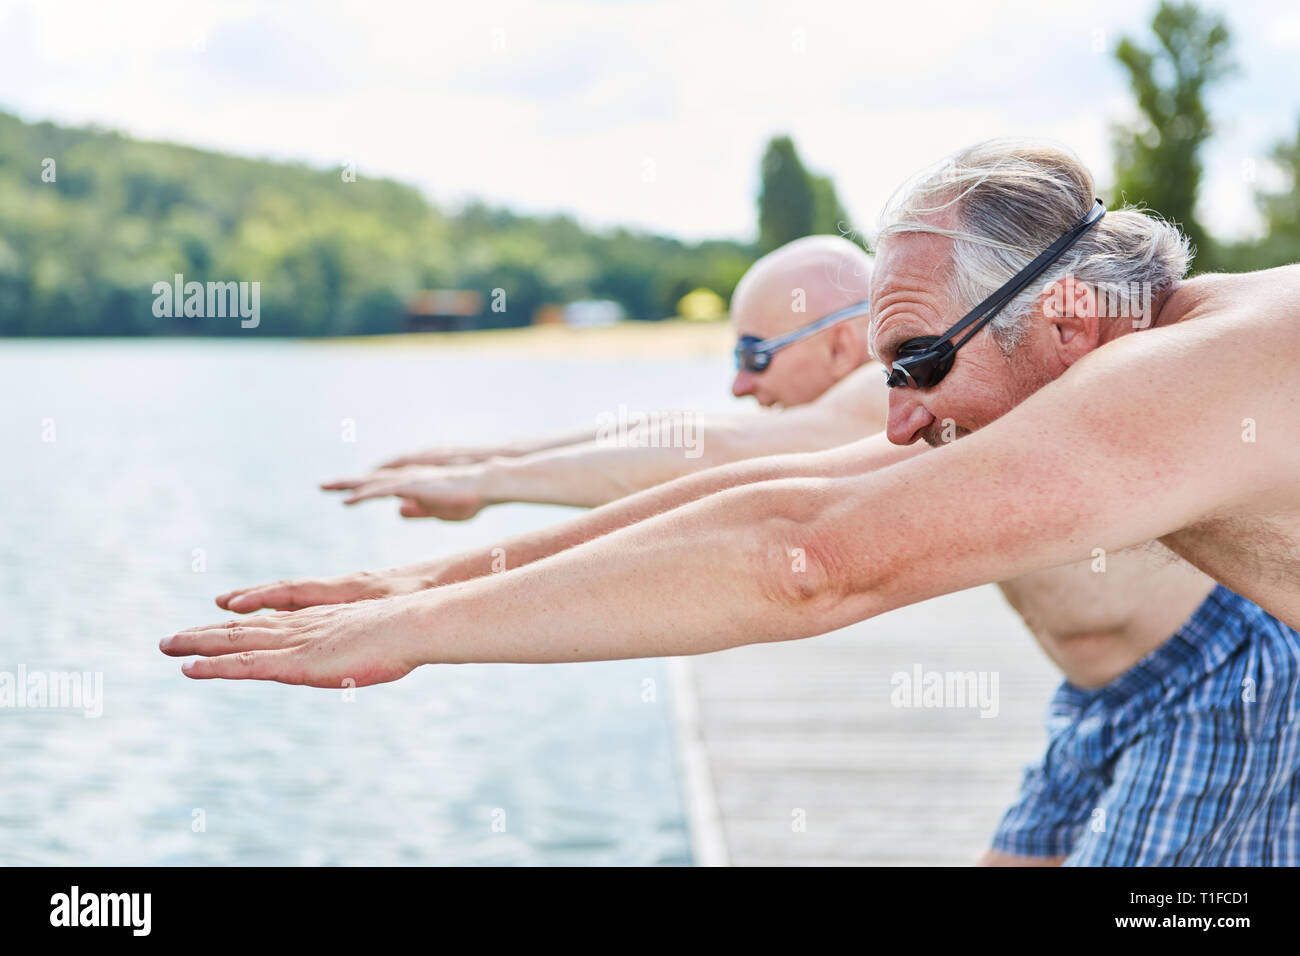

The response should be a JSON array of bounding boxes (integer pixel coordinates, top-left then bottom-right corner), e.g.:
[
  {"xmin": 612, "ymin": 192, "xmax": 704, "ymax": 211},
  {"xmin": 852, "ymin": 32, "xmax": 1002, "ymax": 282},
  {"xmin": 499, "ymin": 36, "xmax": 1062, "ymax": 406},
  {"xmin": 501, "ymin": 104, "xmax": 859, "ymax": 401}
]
[{"xmin": 671, "ymin": 584, "xmax": 1061, "ymax": 866}]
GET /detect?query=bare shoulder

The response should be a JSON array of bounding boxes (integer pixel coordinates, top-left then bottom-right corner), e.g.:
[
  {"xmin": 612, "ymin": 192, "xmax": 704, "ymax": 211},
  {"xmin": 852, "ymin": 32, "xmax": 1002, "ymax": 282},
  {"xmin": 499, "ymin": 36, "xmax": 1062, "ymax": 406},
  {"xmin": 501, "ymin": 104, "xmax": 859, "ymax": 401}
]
[
  {"xmin": 1064, "ymin": 264, "xmax": 1300, "ymax": 398},
  {"xmin": 816, "ymin": 361, "xmax": 889, "ymax": 418},
  {"xmin": 1171, "ymin": 264, "xmax": 1300, "ymax": 337}
]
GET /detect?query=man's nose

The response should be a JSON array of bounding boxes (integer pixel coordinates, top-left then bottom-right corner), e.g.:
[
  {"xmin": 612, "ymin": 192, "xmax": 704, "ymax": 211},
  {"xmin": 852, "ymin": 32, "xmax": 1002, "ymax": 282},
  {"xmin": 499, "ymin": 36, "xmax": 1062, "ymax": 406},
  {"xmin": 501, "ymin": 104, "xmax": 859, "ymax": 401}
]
[
  {"xmin": 886, "ymin": 392, "xmax": 935, "ymax": 445},
  {"xmin": 732, "ymin": 370, "xmax": 757, "ymax": 398}
]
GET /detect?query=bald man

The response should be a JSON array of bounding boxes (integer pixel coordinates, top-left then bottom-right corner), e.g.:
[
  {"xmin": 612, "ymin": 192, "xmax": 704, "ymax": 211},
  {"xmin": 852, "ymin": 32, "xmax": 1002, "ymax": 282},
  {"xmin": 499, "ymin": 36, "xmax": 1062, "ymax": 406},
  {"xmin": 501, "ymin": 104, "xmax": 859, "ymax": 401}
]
[
  {"xmin": 323, "ymin": 235, "xmax": 890, "ymax": 518},
  {"xmin": 729, "ymin": 234, "xmax": 878, "ymax": 408}
]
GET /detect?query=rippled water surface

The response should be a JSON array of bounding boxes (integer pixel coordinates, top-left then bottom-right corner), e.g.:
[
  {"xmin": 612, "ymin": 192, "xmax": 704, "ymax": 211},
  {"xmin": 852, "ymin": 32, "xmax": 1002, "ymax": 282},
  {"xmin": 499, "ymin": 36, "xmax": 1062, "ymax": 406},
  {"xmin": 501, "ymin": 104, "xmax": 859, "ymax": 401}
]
[{"xmin": 0, "ymin": 339, "xmax": 734, "ymax": 865}]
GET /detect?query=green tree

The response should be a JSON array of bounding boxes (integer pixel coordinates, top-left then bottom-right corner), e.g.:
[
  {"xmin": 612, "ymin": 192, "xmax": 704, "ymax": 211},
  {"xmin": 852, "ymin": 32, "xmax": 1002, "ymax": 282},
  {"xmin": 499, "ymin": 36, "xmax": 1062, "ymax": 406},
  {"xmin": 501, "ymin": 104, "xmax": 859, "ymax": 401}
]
[
  {"xmin": 1217, "ymin": 122, "xmax": 1300, "ymax": 272},
  {"xmin": 810, "ymin": 173, "xmax": 850, "ymax": 237},
  {"xmin": 757, "ymin": 136, "xmax": 852, "ymax": 252},
  {"xmin": 1258, "ymin": 123, "xmax": 1300, "ymax": 253},
  {"xmin": 758, "ymin": 136, "xmax": 815, "ymax": 253},
  {"xmin": 1112, "ymin": 1, "xmax": 1235, "ymax": 269}
]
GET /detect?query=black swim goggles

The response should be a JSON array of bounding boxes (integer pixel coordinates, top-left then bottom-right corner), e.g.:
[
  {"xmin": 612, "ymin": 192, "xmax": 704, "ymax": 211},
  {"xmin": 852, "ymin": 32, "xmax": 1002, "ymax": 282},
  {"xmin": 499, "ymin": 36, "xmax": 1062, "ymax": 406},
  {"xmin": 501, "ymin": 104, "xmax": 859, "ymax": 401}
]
[
  {"xmin": 734, "ymin": 298, "xmax": 873, "ymax": 373},
  {"xmin": 883, "ymin": 198, "xmax": 1106, "ymax": 389}
]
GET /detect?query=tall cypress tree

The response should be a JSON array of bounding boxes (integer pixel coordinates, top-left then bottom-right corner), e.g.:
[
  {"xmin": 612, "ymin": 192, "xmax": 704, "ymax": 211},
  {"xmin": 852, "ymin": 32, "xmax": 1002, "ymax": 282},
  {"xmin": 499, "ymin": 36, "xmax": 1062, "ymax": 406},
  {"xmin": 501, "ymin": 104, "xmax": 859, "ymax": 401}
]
[{"xmin": 757, "ymin": 136, "xmax": 816, "ymax": 253}]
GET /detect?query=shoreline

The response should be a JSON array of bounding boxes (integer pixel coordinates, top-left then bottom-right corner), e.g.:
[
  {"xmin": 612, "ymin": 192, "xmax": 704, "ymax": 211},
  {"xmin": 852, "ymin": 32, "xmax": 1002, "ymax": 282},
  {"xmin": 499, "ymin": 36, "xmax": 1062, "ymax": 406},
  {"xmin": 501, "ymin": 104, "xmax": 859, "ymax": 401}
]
[
  {"xmin": 0, "ymin": 319, "xmax": 737, "ymax": 360},
  {"xmin": 312, "ymin": 318, "xmax": 735, "ymax": 358}
]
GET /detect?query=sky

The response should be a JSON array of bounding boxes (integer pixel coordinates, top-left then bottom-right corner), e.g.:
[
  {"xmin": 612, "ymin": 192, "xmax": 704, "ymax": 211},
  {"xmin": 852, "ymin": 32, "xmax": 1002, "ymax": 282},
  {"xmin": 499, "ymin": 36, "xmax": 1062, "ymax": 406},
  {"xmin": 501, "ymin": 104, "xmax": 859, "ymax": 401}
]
[{"xmin": 2, "ymin": 0, "xmax": 1298, "ymax": 243}]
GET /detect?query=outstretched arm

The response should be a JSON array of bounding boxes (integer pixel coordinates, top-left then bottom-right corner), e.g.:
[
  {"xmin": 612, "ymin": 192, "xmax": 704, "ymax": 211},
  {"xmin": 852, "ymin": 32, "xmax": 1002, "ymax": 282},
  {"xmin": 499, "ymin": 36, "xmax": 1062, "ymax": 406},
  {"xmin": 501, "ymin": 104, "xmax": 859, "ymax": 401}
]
[
  {"xmin": 322, "ymin": 363, "xmax": 889, "ymax": 516},
  {"xmin": 217, "ymin": 430, "xmax": 924, "ymax": 612},
  {"xmin": 374, "ymin": 425, "xmax": 605, "ymax": 468},
  {"xmin": 171, "ymin": 316, "xmax": 1270, "ymax": 685}
]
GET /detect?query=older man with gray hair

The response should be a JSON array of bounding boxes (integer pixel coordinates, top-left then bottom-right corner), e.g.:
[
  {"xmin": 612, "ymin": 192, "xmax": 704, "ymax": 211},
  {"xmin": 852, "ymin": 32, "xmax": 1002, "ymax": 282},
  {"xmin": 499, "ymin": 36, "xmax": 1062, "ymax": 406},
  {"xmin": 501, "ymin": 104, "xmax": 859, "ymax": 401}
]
[
  {"xmin": 165, "ymin": 139, "xmax": 1300, "ymax": 866},
  {"xmin": 869, "ymin": 140, "xmax": 1298, "ymax": 865}
]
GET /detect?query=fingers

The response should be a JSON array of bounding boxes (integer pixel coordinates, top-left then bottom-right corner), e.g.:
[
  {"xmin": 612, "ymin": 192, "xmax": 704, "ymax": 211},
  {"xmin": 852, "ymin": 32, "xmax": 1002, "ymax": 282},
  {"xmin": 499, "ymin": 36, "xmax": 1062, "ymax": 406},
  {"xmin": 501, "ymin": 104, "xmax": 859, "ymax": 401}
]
[
  {"xmin": 166, "ymin": 602, "xmax": 415, "ymax": 688},
  {"xmin": 225, "ymin": 586, "xmax": 287, "ymax": 613},
  {"xmin": 214, "ymin": 587, "xmax": 283, "ymax": 611},
  {"xmin": 320, "ymin": 467, "xmax": 400, "ymax": 491},
  {"xmin": 177, "ymin": 645, "xmax": 397, "ymax": 687},
  {"xmin": 342, "ymin": 479, "xmax": 408, "ymax": 505},
  {"xmin": 215, "ymin": 584, "xmax": 273, "ymax": 611},
  {"xmin": 320, "ymin": 475, "xmax": 368, "ymax": 490},
  {"xmin": 180, "ymin": 648, "xmax": 307, "ymax": 684},
  {"xmin": 379, "ymin": 450, "xmax": 483, "ymax": 468},
  {"xmin": 217, "ymin": 579, "xmax": 327, "ymax": 613},
  {"xmin": 161, "ymin": 616, "xmax": 308, "ymax": 657},
  {"xmin": 217, "ymin": 574, "xmax": 384, "ymax": 613}
]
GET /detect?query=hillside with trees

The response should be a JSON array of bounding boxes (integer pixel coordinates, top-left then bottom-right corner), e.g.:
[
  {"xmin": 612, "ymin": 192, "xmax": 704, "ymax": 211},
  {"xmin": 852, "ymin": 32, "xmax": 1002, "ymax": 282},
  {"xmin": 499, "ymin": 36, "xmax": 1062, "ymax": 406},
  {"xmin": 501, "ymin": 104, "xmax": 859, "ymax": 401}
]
[{"xmin": 0, "ymin": 112, "xmax": 767, "ymax": 336}]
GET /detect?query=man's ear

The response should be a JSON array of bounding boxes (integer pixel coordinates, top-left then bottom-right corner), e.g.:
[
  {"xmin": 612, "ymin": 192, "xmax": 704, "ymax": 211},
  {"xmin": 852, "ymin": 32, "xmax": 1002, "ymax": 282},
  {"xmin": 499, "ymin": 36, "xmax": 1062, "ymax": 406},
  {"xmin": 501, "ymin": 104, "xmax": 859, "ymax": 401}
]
[
  {"xmin": 827, "ymin": 321, "xmax": 866, "ymax": 376},
  {"xmin": 1038, "ymin": 277, "xmax": 1100, "ymax": 366}
]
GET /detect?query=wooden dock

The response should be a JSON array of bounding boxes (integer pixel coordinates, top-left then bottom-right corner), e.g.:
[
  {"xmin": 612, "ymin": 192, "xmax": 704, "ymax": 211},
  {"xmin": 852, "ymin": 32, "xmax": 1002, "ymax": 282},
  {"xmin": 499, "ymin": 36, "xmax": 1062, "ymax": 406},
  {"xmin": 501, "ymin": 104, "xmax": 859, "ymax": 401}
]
[{"xmin": 668, "ymin": 584, "xmax": 1062, "ymax": 866}]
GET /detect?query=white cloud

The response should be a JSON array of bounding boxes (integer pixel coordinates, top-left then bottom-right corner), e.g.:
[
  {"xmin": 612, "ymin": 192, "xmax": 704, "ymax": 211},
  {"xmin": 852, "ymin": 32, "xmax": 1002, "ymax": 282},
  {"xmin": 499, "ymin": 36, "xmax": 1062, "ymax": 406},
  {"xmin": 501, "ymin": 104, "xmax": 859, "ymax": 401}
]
[
  {"xmin": 1264, "ymin": 10, "xmax": 1300, "ymax": 48},
  {"xmin": 0, "ymin": 0, "xmax": 1296, "ymax": 241}
]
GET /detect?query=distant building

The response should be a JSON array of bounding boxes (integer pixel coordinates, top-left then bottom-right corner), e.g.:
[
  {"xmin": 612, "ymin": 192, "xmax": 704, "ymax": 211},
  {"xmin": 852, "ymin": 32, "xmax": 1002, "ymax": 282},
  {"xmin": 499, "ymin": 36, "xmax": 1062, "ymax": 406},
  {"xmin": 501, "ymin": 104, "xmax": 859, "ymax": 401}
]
[
  {"xmin": 532, "ymin": 304, "xmax": 565, "ymax": 326},
  {"xmin": 404, "ymin": 290, "xmax": 484, "ymax": 332},
  {"xmin": 531, "ymin": 299, "xmax": 625, "ymax": 328}
]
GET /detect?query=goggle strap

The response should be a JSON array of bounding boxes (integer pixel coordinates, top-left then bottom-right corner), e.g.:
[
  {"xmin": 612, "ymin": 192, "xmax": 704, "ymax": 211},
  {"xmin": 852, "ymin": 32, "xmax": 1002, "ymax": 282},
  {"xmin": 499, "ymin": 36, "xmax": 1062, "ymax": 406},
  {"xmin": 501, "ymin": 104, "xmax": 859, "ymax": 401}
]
[
  {"xmin": 941, "ymin": 199, "xmax": 1106, "ymax": 350},
  {"xmin": 749, "ymin": 297, "xmax": 873, "ymax": 356}
]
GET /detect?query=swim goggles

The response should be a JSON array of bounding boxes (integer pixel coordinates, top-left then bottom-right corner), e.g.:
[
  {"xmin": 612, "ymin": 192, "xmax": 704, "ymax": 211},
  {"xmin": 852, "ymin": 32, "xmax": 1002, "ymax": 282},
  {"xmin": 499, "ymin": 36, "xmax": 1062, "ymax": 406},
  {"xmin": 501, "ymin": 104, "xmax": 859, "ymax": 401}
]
[
  {"xmin": 884, "ymin": 198, "xmax": 1106, "ymax": 389},
  {"xmin": 734, "ymin": 298, "xmax": 873, "ymax": 373}
]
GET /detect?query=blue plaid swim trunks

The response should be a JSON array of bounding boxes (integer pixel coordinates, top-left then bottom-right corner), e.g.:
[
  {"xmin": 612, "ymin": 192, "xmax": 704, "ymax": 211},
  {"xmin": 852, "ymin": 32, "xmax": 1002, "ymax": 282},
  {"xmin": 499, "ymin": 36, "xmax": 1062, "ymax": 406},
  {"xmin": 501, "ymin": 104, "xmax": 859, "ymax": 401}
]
[{"xmin": 991, "ymin": 583, "xmax": 1300, "ymax": 865}]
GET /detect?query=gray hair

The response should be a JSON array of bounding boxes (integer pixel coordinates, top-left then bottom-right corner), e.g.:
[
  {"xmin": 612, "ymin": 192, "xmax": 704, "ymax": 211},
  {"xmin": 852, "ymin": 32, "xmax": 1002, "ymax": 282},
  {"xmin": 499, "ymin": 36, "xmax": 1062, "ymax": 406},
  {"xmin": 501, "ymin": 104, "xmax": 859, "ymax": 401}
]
[{"xmin": 874, "ymin": 138, "xmax": 1193, "ymax": 351}]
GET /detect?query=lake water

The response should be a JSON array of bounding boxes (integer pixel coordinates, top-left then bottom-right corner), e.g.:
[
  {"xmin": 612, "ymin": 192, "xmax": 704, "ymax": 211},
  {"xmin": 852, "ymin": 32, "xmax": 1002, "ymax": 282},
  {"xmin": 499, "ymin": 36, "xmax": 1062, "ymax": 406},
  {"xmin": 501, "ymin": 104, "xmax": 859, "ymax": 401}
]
[{"xmin": 0, "ymin": 338, "xmax": 736, "ymax": 865}]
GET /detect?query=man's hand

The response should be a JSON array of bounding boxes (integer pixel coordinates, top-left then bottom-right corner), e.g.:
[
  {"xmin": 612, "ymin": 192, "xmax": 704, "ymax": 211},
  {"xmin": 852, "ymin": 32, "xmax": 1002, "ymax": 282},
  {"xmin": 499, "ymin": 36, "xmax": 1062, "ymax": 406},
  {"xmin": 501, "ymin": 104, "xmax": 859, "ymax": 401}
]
[
  {"xmin": 320, "ymin": 465, "xmax": 488, "ymax": 519},
  {"xmin": 162, "ymin": 597, "xmax": 430, "ymax": 687},
  {"xmin": 215, "ymin": 568, "xmax": 432, "ymax": 613},
  {"xmin": 377, "ymin": 446, "xmax": 500, "ymax": 468},
  {"xmin": 374, "ymin": 427, "xmax": 599, "ymax": 469}
]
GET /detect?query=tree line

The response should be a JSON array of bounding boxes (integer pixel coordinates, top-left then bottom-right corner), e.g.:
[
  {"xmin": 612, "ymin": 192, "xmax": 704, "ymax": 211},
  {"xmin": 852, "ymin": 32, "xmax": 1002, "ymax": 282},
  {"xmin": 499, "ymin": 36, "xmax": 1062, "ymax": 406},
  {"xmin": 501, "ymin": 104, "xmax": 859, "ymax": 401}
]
[
  {"xmin": 0, "ymin": 113, "xmax": 757, "ymax": 336},
  {"xmin": 0, "ymin": 1, "xmax": 1295, "ymax": 337}
]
